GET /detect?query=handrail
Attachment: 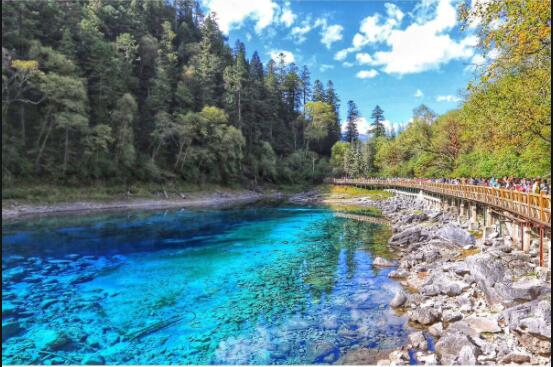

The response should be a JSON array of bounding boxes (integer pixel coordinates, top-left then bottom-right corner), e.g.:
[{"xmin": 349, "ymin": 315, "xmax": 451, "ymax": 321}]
[{"xmin": 327, "ymin": 178, "xmax": 551, "ymax": 228}]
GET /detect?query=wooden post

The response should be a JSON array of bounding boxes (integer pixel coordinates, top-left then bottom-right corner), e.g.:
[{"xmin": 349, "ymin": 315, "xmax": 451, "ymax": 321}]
[
  {"xmin": 539, "ymin": 226, "xmax": 544, "ymax": 267},
  {"xmin": 540, "ymin": 192, "xmax": 544, "ymax": 223}
]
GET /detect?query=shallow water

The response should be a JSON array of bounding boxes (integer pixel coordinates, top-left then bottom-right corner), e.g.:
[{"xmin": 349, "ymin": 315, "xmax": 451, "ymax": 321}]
[{"xmin": 2, "ymin": 204, "xmax": 411, "ymax": 364}]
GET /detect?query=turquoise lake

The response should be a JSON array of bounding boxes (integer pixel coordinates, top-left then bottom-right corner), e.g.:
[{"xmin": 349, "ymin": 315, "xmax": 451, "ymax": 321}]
[{"xmin": 2, "ymin": 204, "xmax": 411, "ymax": 364}]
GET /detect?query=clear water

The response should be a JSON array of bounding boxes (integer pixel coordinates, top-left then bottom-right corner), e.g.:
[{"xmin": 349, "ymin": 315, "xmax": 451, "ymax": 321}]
[{"xmin": 2, "ymin": 204, "xmax": 410, "ymax": 364}]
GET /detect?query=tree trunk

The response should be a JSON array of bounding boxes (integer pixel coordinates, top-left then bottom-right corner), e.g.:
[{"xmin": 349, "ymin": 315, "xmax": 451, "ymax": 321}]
[
  {"xmin": 152, "ymin": 140, "xmax": 162, "ymax": 162},
  {"xmin": 174, "ymin": 141, "xmax": 185, "ymax": 169},
  {"xmin": 63, "ymin": 126, "xmax": 69, "ymax": 175},
  {"xmin": 35, "ymin": 121, "xmax": 53, "ymax": 172},
  {"xmin": 179, "ymin": 146, "xmax": 189, "ymax": 170}
]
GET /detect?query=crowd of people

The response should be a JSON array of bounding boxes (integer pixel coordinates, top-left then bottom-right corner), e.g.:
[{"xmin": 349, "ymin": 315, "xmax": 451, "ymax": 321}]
[
  {"xmin": 413, "ymin": 176, "xmax": 550, "ymax": 194},
  {"xmin": 345, "ymin": 176, "xmax": 552, "ymax": 195}
]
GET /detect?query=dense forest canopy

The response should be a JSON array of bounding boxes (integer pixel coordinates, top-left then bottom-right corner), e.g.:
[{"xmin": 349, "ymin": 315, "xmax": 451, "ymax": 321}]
[
  {"xmin": 2, "ymin": 0, "xmax": 341, "ymax": 187},
  {"xmin": 2, "ymin": 0, "xmax": 550, "ymax": 190}
]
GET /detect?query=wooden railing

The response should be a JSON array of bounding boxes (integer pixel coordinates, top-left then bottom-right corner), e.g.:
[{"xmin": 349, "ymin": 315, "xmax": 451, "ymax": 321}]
[{"xmin": 327, "ymin": 178, "xmax": 552, "ymax": 228}]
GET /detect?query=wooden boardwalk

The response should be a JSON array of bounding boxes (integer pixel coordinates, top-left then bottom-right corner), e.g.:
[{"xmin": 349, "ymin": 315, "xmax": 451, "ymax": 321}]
[{"xmin": 328, "ymin": 178, "xmax": 551, "ymax": 229}]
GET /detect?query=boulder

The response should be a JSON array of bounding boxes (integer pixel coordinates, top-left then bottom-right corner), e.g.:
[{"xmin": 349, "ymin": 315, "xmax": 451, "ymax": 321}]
[
  {"xmin": 409, "ymin": 307, "xmax": 440, "ymax": 326},
  {"xmin": 390, "ymin": 291, "xmax": 407, "ymax": 308},
  {"xmin": 442, "ymin": 310, "xmax": 463, "ymax": 323},
  {"xmin": 417, "ymin": 352, "xmax": 438, "ymax": 365},
  {"xmin": 436, "ymin": 224, "xmax": 475, "ymax": 246},
  {"xmin": 428, "ymin": 322, "xmax": 443, "ymax": 337},
  {"xmin": 408, "ymin": 331, "xmax": 428, "ymax": 351},
  {"xmin": 388, "ymin": 269, "xmax": 409, "ymax": 279},
  {"xmin": 421, "ymin": 285, "xmax": 441, "ymax": 297},
  {"xmin": 457, "ymin": 345, "xmax": 477, "ymax": 365},
  {"xmin": 444, "ymin": 283, "xmax": 463, "ymax": 297},
  {"xmin": 502, "ymin": 296, "xmax": 551, "ymax": 355},
  {"xmin": 373, "ymin": 257, "xmax": 395, "ymax": 267},
  {"xmin": 435, "ymin": 331, "xmax": 479, "ymax": 365},
  {"xmin": 389, "ymin": 227, "xmax": 422, "ymax": 246},
  {"xmin": 464, "ymin": 316, "xmax": 501, "ymax": 334},
  {"xmin": 465, "ymin": 250, "xmax": 544, "ymax": 307},
  {"xmin": 499, "ymin": 350, "xmax": 531, "ymax": 364},
  {"xmin": 388, "ymin": 350, "xmax": 410, "ymax": 365}
]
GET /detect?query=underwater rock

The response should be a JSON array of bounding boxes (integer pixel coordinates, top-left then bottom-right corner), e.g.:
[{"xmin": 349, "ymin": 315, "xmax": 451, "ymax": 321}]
[
  {"xmin": 70, "ymin": 274, "xmax": 95, "ymax": 285},
  {"xmin": 3, "ymin": 267, "xmax": 28, "ymax": 282},
  {"xmin": 338, "ymin": 348, "xmax": 391, "ymax": 365},
  {"xmin": 40, "ymin": 299, "xmax": 58, "ymax": 310},
  {"xmin": 82, "ymin": 354, "xmax": 106, "ymax": 365},
  {"xmin": 305, "ymin": 340, "xmax": 336, "ymax": 362},
  {"xmin": 2, "ymin": 301, "xmax": 20, "ymax": 317},
  {"xmin": 34, "ymin": 330, "xmax": 72, "ymax": 351},
  {"xmin": 2, "ymin": 320, "xmax": 23, "ymax": 341}
]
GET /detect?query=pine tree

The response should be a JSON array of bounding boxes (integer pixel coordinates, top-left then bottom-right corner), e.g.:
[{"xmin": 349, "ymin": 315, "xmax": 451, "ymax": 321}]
[
  {"xmin": 323, "ymin": 80, "xmax": 341, "ymax": 155},
  {"xmin": 371, "ymin": 105, "xmax": 386, "ymax": 138},
  {"xmin": 344, "ymin": 100, "xmax": 359, "ymax": 143},
  {"xmin": 312, "ymin": 80, "xmax": 325, "ymax": 102}
]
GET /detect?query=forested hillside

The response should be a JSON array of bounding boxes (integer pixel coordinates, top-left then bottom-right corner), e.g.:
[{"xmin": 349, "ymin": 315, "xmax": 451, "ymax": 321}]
[
  {"xmin": 2, "ymin": 0, "xmax": 341, "ymax": 188},
  {"xmin": 331, "ymin": 0, "xmax": 551, "ymax": 179},
  {"xmin": 2, "ymin": 0, "xmax": 551, "ymax": 194}
]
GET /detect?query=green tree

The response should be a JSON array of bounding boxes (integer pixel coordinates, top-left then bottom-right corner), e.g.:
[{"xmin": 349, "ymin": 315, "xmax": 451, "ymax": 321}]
[
  {"xmin": 344, "ymin": 100, "xmax": 359, "ymax": 143},
  {"xmin": 370, "ymin": 105, "xmax": 386, "ymax": 138}
]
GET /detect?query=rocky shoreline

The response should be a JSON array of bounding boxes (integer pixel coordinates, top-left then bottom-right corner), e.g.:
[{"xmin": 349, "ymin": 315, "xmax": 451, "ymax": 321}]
[{"xmin": 314, "ymin": 192, "xmax": 551, "ymax": 365}]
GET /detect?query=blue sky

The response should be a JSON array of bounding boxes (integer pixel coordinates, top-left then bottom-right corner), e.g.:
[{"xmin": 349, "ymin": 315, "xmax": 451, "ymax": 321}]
[{"xmin": 200, "ymin": 0, "xmax": 484, "ymax": 135}]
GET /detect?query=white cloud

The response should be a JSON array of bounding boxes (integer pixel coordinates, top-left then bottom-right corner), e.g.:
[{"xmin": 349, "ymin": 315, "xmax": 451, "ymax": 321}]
[
  {"xmin": 356, "ymin": 69, "xmax": 379, "ymax": 79},
  {"xmin": 414, "ymin": 89, "xmax": 424, "ymax": 97},
  {"xmin": 321, "ymin": 24, "xmax": 344, "ymax": 48},
  {"xmin": 385, "ymin": 3, "xmax": 405, "ymax": 22},
  {"xmin": 268, "ymin": 49, "xmax": 295, "ymax": 64},
  {"xmin": 334, "ymin": 47, "xmax": 356, "ymax": 61},
  {"xmin": 341, "ymin": 0, "xmax": 477, "ymax": 75},
  {"xmin": 352, "ymin": 3, "xmax": 404, "ymax": 49},
  {"xmin": 203, "ymin": 0, "xmax": 278, "ymax": 34},
  {"xmin": 342, "ymin": 61, "xmax": 355, "ymax": 68},
  {"xmin": 436, "ymin": 95, "xmax": 462, "ymax": 102},
  {"xmin": 291, "ymin": 17, "xmax": 343, "ymax": 49},
  {"xmin": 246, "ymin": 32, "xmax": 252, "ymax": 41},
  {"xmin": 291, "ymin": 21, "xmax": 313, "ymax": 44},
  {"xmin": 355, "ymin": 52, "xmax": 373, "ymax": 65},
  {"xmin": 319, "ymin": 64, "xmax": 334, "ymax": 72},
  {"xmin": 280, "ymin": 2, "xmax": 296, "ymax": 27}
]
